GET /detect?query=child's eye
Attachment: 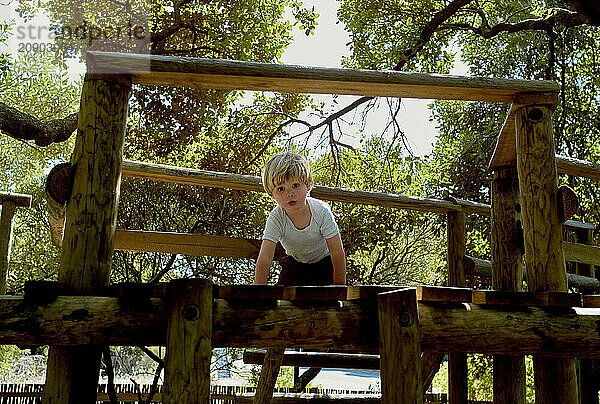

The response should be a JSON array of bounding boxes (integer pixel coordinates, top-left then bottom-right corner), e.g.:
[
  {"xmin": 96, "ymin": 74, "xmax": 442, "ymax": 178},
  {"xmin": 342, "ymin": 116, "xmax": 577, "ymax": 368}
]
[
  {"xmin": 292, "ymin": 183, "xmax": 300, "ymax": 188},
  {"xmin": 276, "ymin": 186, "xmax": 285, "ymax": 192}
]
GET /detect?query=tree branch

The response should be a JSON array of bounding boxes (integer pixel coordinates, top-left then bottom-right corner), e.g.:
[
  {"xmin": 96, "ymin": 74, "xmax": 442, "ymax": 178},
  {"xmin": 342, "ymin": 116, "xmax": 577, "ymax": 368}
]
[{"xmin": 0, "ymin": 102, "xmax": 77, "ymax": 146}]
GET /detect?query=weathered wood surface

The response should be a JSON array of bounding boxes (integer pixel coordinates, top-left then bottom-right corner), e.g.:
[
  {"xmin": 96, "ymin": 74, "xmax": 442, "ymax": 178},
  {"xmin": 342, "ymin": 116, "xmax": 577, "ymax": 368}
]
[
  {"xmin": 489, "ymin": 92, "xmax": 560, "ymax": 170},
  {"xmin": 121, "ymin": 160, "xmax": 490, "ymax": 215},
  {"xmin": 471, "ymin": 290, "xmax": 582, "ymax": 307},
  {"xmin": 378, "ymin": 288, "xmax": 422, "ymax": 404},
  {"xmin": 114, "ymin": 230, "xmax": 266, "ymax": 259},
  {"xmin": 236, "ymin": 395, "xmax": 381, "ymax": 404},
  {"xmin": 416, "ymin": 286, "xmax": 472, "ymax": 303},
  {"xmin": 557, "ymin": 154, "xmax": 600, "ymax": 181},
  {"xmin": 3, "ymin": 296, "xmax": 600, "ymax": 356},
  {"xmin": 346, "ymin": 286, "xmax": 405, "ymax": 300},
  {"xmin": 283, "ymin": 286, "xmax": 348, "ymax": 301},
  {"xmin": 516, "ymin": 105, "xmax": 567, "ymax": 291},
  {"xmin": 0, "ymin": 192, "xmax": 31, "ymax": 208},
  {"xmin": 44, "ymin": 74, "xmax": 132, "ymax": 404},
  {"xmin": 45, "ymin": 163, "xmax": 73, "ymax": 246},
  {"xmin": 87, "ymin": 51, "xmax": 559, "ymax": 102},
  {"xmin": 244, "ymin": 349, "xmax": 381, "ymax": 369},
  {"xmin": 515, "ymin": 104, "xmax": 577, "ymax": 403},
  {"xmin": 490, "ymin": 167, "xmax": 523, "ymax": 292},
  {"xmin": 254, "ymin": 347, "xmax": 285, "ymax": 404},
  {"xmin": 557, "ymin": 185, "xmax": 578, "ymax": 222},
  {"xmin": 563, "ymin": 219, "xmax": 595, "ymax": 231},
  {"xmin": 446, "ymin": 210, "xmax": 467, "ymax": 404},
  {"xmin": 0, "ymin": 201, "xmax": 16, "ymax": 295},
  {"xmin": 163, "ymin": 279, "xmax": 212, "ymax": 403},
  {"xmin": 465, "ymin": 255, "xmax": 599, "ymax": 290},
  {"xmin": 110, "ymin": 229, "xmax": 599, "ymax": 269},
  {"xmin": 218, "ymin": 285, "xmax": 283, "ymax": 300},
  {"xmin": 562, "ymin": 241, "xmax": 600, "ymax": 266}
]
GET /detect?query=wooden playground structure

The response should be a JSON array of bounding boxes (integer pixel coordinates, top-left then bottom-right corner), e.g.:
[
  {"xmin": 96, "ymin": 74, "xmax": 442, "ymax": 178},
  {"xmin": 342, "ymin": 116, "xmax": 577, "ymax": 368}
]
[{"xmin": 2, "ymin": 51, "xmax": 600, "ymax": 403}]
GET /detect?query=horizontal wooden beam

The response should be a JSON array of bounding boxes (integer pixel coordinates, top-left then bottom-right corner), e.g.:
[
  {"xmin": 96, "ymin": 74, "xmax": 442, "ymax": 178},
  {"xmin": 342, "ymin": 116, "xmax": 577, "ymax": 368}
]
[
  {"xmin": 556, "ymin": 155, "xmax": 600, "ymax": 181},
  {"xmin": 233, "ymin": 395, "xmax": 381, "ymax": 404},
  {"xmin": 0, "ymin": 192, "xmax": 31, "ymax": 208},
  {"xmin": 464, "ymin": 254, "xmax": 600, "ymax": 291},
  {"xmin": 563, "ymin": 242, "xmax": 600, "ymax": 267},
  {"xmin": 114, "ymin": 230, "xmax": 264, "ymax": 259},
  {"xmin": 2, "ymin": 294, "xmax": 600, "ymax": 357},
  {"xmin": 243, "ymin": 349, "xmax": 380, "ymax": 369},
  {"xmin": 121, "ymin": 160, "xmax": 491, "ymax": 216},
  {"xmin": 87, "ymin": 52, "xmax": 559, "ymax": 102}
]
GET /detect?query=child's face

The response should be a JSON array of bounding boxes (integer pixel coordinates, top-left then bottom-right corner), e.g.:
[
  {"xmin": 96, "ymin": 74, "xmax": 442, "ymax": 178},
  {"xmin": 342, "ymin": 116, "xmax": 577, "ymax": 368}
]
[{"xmin": 271, "ymin": 177, "xmax": 310, "ymax": 214}]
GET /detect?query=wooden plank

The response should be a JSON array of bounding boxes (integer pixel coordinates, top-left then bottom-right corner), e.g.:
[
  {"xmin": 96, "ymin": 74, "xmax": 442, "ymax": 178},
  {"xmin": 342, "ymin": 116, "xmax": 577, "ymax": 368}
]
[
  {"xmin": 121, "ymin": 160, "xmax": 490, "ymax": 216},
  {"xmin": 0, "ymin": 201, "xmax": 16, "ymax": 294},
  {"xmin": 114, "ymin": 229, "xmax": 263, "ymax": 259},
  {"xmin": 472, "ymin": 290, "xmax": 548, "ymax": 306},
  {"xmin": 44, "ymin": 74, "xmax": 132, "ymax": 404},
  {"xmin": 378, "ymin": 288, "xmax": 422, "ymax": 404},
  {"xmin": 472, "ymin": 290, "xmax": 581, "ymax": 307},
  {"xmin": 564, "ymin": 220, "xmax": 596, "ymax": 231},
  {"xmin": 563, "ymin": 242, "xmax": 600, "ymax": 267},
  {"xmin": 546, "ymin": 292, "xmax": 582, "ymax": 307},
  {"xmin": 218, "ymin": 285, "xmax": 283, "ymax": 300},
  {"xmin": 163, "ymin": 279, "xmax": 212, "ymax": 403},
  {"xmin": 415, "ymin": 286, "xmax": 472, "ymax": 303},
  {"xmin": 0, "ymin": 192, "xmax": 31, "ymax": 208},
  {"xmin": 283, "ymin": 286, "xmax": 348, "ymax": 300},
  {"xmin": 346, "ymin": 285, "xmax": 405, "ymax": 300},
  {"xmin": 87, "ymin": 51, "xmax": 559, "ymax": 102},
  {"xmin": 583, "ymin": 295, "xmax": 600, "ymax": 307},
  {"xmin": 557, "ymin": 155, "xmax": 600, "ymax": 181},
  {"xmin": 244, "ymin": 349, "xmax": 381, "ymax": 369}
]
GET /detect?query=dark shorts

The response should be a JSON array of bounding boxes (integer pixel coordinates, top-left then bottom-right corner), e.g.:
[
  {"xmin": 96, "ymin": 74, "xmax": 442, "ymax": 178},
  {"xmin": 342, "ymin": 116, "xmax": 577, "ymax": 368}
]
[{"xmin": 277, "ymin": 254, "xmax": 334, "ymax": 286}]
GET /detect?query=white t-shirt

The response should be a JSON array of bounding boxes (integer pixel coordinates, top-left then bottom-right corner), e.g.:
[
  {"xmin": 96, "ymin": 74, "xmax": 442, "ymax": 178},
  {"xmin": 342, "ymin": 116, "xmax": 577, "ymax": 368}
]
[{"xmin": 262, "ymin": 197, "xmax": 340, "ymax": 264}]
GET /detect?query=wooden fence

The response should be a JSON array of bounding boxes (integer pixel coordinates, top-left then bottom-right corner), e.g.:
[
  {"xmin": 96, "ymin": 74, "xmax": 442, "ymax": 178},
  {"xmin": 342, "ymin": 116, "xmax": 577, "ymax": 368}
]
[{"xmin": 0, "ymin": 384, "xmax": 493, "ymax": 404}]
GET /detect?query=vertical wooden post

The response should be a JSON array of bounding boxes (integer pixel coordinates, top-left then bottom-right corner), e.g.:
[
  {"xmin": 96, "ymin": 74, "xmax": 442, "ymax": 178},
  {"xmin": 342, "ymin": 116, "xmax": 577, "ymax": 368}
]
[
  {"xmin": 0, "ymin": 192, "xmax": 31, "ymax": 295},
  {"xmin": 378, "ymin": 288, "xmax": 422, "ymax": 404},
  {"xmin": 575, "ymin": 227, "xmax": 600, "ymax": 403},
  {"xmin": 254, "ymin": 347, "xmax": 285, "ymax": 404},
  {"xmin": 0, "ymin": 201, "xmax": 16, "ymax": 295},
  {"xmin": 515, "ymin": 104, "xmax": 578, "ymax": 403},
  {"xmin": 446, "ymin": 210, "xmax": 468, "ymax": 404},
  {"xmin": 490, "ymin": 167, "xmax": 526, "ymax": 404},
  {"xmin": 163, "ymin": 278, "xmax": 213, "ymax": 404},
  {"xmin": 43, "ymin": 74, "xmax": 131, "ymax": 404}
]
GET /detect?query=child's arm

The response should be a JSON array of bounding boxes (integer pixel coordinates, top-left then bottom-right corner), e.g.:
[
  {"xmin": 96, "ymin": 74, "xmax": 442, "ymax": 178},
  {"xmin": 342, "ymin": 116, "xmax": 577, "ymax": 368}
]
[
  {"xmin": 254, "ymin": 239, "xmax": 277, "ymax": 285},
  {"xmin": 326, "ymin": 234, "xmax": 346, "ymax": 285}
]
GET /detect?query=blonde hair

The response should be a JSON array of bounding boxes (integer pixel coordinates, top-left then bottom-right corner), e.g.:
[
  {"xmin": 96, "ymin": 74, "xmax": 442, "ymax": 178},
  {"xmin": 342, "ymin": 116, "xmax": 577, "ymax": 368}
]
[{"xmin": 262, "ymin": 151, "xmax": 313, "ymax": 195}]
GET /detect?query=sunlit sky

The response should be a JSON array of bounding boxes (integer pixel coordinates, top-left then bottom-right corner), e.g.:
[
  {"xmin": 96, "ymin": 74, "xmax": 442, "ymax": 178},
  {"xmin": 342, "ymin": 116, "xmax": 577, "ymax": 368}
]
[{"xmin": 281, "ymin": 0, "xmax": 443, "ymax": 157}]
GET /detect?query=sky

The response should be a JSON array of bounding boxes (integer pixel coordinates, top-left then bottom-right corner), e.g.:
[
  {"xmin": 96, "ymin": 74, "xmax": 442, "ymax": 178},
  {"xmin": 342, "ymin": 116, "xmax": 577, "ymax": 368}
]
[{"xmin": 281, "ymin": 0, "xmax": 440, "ymax": 156}]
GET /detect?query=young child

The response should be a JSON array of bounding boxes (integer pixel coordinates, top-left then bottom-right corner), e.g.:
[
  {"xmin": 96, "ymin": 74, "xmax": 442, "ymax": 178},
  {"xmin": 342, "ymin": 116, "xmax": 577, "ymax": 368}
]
[{"xmin": 254, "ymin": 151, "xmax": 346, "ymax": 286}]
